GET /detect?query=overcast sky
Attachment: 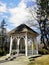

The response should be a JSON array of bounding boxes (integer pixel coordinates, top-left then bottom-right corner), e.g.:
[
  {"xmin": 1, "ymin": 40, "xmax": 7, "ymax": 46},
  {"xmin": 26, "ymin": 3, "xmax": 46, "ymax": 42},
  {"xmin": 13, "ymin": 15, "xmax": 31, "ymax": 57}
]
[{"xmin": 0, "ymin": 0, "xmax": 40, "ymax": 32}]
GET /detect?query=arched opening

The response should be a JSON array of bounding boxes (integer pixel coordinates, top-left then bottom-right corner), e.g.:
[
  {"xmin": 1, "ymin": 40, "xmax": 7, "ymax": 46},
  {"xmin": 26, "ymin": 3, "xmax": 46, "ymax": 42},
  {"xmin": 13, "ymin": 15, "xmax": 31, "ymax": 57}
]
[
  {"xmin": 19, "ymin": 38, "xmax": 25, "ymax": 54},
  {"xmin": 12, "ymin": 38, "xmax": 17, "ymax": 50}
]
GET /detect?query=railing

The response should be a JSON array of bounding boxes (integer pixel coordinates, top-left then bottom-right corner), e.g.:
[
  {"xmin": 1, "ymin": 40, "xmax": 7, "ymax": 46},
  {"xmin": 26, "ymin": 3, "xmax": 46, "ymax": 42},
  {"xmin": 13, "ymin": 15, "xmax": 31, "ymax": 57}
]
[
  {"xmin": 33, "ymin": 50, "xmax": 38, "ymax": 55},
  {"xmin": 28, "ymin": 49, "xmax": 38, "ymax": 56},
  {"xmin": 28, "ymin": 50, "xmax": 32, "ymax": 56}
]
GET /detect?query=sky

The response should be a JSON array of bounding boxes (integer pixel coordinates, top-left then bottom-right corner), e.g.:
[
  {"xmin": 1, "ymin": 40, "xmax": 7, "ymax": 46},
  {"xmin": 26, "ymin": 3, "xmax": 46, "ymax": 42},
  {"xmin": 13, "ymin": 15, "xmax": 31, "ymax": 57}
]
[{"xmin": 0, "ymin": 0, "xmax": 40, "ymax": 33}]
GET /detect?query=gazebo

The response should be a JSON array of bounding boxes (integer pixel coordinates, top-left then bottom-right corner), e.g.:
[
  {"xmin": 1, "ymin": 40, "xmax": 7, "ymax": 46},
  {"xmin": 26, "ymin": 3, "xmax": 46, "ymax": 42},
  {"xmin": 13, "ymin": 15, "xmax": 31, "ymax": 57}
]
[{"xmin": 8, "ymin": 24, "xmax": 39, "ymax": 56}]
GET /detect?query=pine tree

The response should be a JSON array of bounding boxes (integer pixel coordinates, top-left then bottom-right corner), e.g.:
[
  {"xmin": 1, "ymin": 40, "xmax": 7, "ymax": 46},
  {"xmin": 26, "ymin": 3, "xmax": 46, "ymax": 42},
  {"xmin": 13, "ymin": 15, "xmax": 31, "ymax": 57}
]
[{"xmin": 0, "ymin": 19, "xmax": 8, "ymax": 55}]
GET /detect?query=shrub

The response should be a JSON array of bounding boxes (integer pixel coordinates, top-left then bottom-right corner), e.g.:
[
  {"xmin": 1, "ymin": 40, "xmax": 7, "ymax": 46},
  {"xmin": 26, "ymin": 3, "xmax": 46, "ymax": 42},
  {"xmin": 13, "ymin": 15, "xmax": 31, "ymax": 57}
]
[
  {"xmin": 0, "ymin": 49, "xmax": 7, "ymax": 56},
  {"xmin": 38, "ymin": 48, "xmax": 49, "ymax": 55},
  {"xmin": 13, "ymin": 52, "xmax": 17, "ymax": 55}
]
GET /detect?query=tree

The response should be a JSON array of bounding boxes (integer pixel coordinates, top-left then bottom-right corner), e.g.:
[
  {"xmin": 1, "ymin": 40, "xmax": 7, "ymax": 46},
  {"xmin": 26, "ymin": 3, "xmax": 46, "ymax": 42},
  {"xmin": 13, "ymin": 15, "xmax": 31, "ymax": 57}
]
[
  {"xmin": 37, "ymin": 0, "xmax": 49, "ymax": 49},
  {"xmin": 27, "ymin": 0, "xmax": 49, "ymax": 49},
  {"xmin": 0, "ymin": 19, "xmax": 8, "ymax": 55}
]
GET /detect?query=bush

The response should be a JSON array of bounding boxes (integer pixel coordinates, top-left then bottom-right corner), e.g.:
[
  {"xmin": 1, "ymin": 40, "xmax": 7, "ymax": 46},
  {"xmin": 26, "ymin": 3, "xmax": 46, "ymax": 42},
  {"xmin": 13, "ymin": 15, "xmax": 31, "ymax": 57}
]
[
  {"xmin": 38, "ymin": 48, "xmax": 49, "ymax": 55},
  {"xmin": 0, "ymin": 49, "xmax": 7, "ymax": 56},
  {"xmin": 13, "ymin": 52, "xmax": 17, "ymax": 55}
]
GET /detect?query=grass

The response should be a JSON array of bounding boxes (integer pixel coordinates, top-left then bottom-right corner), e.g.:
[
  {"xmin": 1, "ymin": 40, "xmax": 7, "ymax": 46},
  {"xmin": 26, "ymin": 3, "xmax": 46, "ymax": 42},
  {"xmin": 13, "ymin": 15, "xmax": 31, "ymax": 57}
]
[{"xmin": 28, "ymin": 55, "xmax": 49, "ymax": 65}]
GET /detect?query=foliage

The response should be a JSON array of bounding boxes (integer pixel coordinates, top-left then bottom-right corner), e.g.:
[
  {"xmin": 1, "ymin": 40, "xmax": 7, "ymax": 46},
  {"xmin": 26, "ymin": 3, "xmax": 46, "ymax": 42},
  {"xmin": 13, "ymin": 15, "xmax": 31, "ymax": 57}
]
[
  {"xmin": 0, "ymin": 49, "xmax": 7, "ymax": 56},
  {"xmin": 38, "ymin": 48, "xmax": 49, "ymax": 55},
  {"xmin": 0, "ymin": 19, "xmax": 9, "ymax": 56},
  {"xmin": 37, "ymin": 0, "xmax": 49, "ymax": 49},
  {"xmin": 37, "ymin": 0, "xmax": 49, "ymax": 16},
  {"xmin": 12, "ymin": 52, "xmax": 17, "ymax": 55},
  {"xmin": 28, "ymin": 0, "xmax": 49, "ymax": 49},
  {"xmin": 38, "ymin": 43, "xmax": 49, "ymax": 54}
]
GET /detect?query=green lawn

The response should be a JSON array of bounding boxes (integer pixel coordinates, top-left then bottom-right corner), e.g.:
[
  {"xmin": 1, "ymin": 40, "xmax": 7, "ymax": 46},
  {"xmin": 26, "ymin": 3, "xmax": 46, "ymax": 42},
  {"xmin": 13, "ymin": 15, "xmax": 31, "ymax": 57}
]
[{"xmin": 28, "ymin": 55, "xmax": 49, "ymax": 65}]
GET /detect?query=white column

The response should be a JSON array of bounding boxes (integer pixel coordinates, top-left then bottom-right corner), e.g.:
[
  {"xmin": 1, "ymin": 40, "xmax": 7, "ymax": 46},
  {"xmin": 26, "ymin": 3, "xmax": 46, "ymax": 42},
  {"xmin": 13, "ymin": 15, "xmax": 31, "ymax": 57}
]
[
  {"xmin": 9, "ymin": 36, "xmax": 13, "ymax": 55},
  {"xmin": 35, "ymin": 37, "xmax": 38, "ymax": 55},
  {"xmin": 36, "ymin": 43, "xmax": 38, "ymax": 55},
  {"xmin": 17, "ymin": 38, "xmax": 20, "ymax": 55},
  {"xmin": 32, "ymin": 41, "xmax": 34, "ymax": 55},
  {"xmin": 25, "ymin": 34, "xmax": 28, "ymax": 56}
]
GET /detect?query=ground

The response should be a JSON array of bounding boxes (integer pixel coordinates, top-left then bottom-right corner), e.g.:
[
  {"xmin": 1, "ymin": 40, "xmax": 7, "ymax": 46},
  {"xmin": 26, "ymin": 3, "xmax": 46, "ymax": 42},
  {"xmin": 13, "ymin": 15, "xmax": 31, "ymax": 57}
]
[
  {"xmin": 28, "ymin": 55, "xmax": 49, "ymax": 65},
  {"xmin": 0, "ymin": 55, "xmax": 49, "ymax": 65},
  {"xmin": 0, "ymin": 56, "xmax": 30, "ymax": 65}
]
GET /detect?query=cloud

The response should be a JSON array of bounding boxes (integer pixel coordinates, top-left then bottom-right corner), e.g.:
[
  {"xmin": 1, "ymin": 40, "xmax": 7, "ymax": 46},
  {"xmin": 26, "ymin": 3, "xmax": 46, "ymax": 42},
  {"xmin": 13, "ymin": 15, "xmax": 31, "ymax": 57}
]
[
  {"xmin": 8, "ymin": 0, "xmax": 30, "ymax": 27},
  {"xmin": 0, "ymin": 2, "xmax": 9, "ymax": 19},
  {"xmin": 0, "ymin": 0, "xmax": 37, "ymax": 31},
  {"xmin": 6, "ymin": 28, "xmax": 11, "ymax": 32},
  {"xmin": 25, "ymin": 0, "xmax": 36, "ymax": 2},
  {"xmin": 8, "ymin": 0, "xmax": 37, "ymax": 27},
  {"xmin": 0, "ymin": 2, "xmax": 7, "ymax": 13}
]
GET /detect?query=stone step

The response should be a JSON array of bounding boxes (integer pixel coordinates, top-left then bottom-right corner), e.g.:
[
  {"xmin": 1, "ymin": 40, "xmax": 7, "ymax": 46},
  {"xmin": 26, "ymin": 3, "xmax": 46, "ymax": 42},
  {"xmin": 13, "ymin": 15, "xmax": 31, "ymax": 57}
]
[{"xmin": 28, "ymin": 54, "xmax": 41, "ymax": 62}]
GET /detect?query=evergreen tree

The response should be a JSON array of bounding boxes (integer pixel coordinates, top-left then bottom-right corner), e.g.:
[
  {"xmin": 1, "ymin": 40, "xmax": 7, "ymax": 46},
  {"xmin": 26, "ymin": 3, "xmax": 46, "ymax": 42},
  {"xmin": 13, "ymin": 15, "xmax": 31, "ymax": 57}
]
[{"xmin": 0, "ymin": 19, "xmax": 8, "ymax": 55}]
